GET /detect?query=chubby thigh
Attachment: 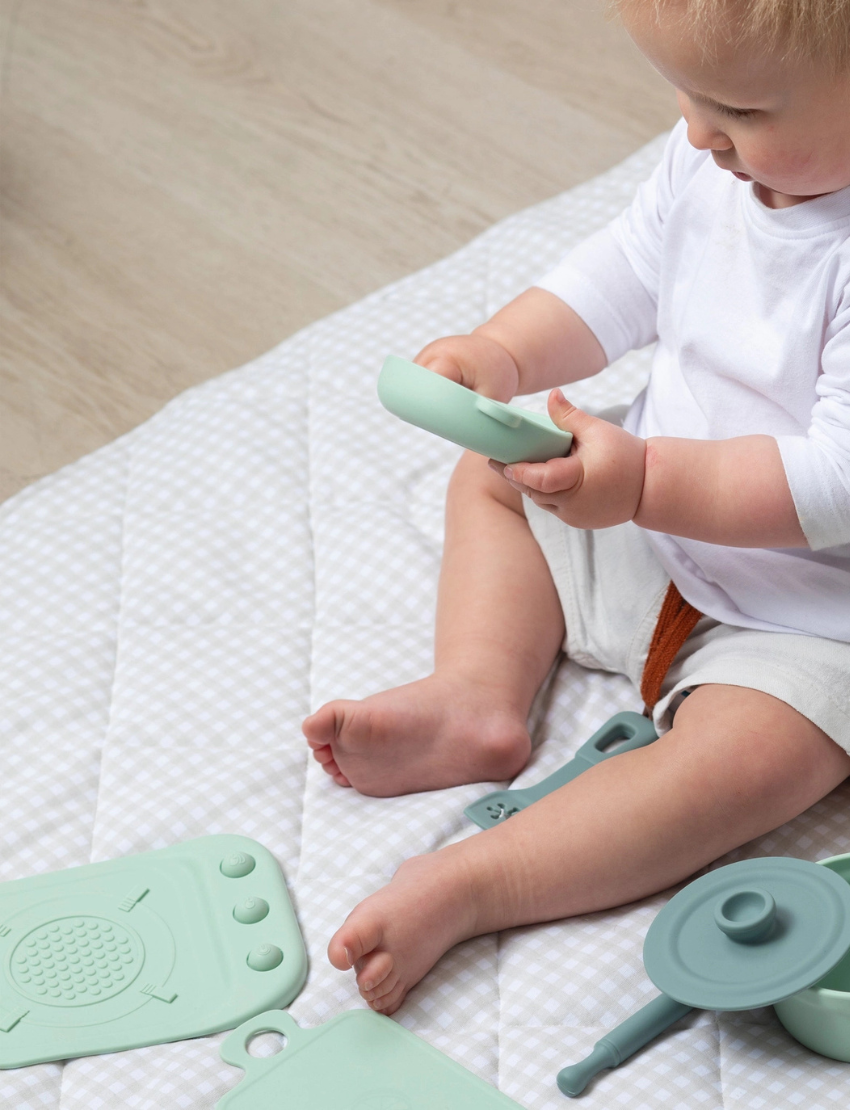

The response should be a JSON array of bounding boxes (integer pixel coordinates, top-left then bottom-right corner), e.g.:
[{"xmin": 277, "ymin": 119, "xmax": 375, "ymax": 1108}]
[{"xmin": 523, "ymin": 500, "xmax": 850, "ymax": 752}]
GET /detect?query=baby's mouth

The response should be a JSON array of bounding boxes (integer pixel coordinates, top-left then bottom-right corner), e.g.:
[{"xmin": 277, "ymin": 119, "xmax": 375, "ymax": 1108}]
[{"xmin": 711, "ymin": 150, "xmax": 752, "ymax": 182}]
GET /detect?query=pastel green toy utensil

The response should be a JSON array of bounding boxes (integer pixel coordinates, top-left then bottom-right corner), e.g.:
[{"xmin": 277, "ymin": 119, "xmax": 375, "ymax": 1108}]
[
  {"xmin": 557, "ymin": 857, "xmax": 850, "ymax": 1097},
  {"xmin": 378, "ymin": 355, "xmax": 573, "ymax": 464},
  {"xmin": 0, "ymin": 835, "xmax": 307, "ymax": 1067},
  {"xmin": 465, "ymin": 712, "xmax": 658, "ymax": 829},
  {"xmin": 217, "ymin": 1008, "xmax": 523, "ymax": 1108}
]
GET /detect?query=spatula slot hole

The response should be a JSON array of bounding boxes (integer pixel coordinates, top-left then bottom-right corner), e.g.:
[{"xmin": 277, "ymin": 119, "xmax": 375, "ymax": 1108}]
[
  {"xmin": 246, "ymin": 1030, "xmax": 287, "ymax": 1057},
  {"xmin": 596, "ymin": 726, "xmax": 632, "ymax": 754}
]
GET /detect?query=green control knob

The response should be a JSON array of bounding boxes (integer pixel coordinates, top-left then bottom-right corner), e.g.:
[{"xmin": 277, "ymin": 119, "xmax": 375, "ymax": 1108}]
[
  {"xmin": 220, "ymin": 852, "xmax": 256, "ymax": 878},
  {"xmin": 233, "ymin": 897, "xmax": 270, "ymax": 924},
  {"xmin": 247, "ymin": 943, "xmax": 283, "ymax": 972}
]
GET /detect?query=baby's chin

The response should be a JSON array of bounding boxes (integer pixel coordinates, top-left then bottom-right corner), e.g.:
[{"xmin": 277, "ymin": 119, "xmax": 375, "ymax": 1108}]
[
  {"xmin": 715, "ymin": 154, "xmax": 850, "ymax": 201},
  {"xmin": 719, "ymin": 162, "xmax": 827, "ymax": 202}
]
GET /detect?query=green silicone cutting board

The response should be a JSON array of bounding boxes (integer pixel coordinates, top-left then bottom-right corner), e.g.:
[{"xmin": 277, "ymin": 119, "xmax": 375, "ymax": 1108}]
[
  {"xmin": 0, "ymin": 835, "xmax": 307, "ymax": 1067},
  {"xmin": 218, "ymin": 1009, "xmax": 523, "ymax": 1109}
]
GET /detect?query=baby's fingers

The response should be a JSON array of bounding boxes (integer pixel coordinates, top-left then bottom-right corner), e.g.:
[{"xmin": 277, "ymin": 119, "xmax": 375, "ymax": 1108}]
[
  {"xmin": 505, "ymin": 456, "xmax": 581, "ymax": 495},
  {"xmin": 416, "ymin": 352, "xmax": 465, "ymax": 387}
]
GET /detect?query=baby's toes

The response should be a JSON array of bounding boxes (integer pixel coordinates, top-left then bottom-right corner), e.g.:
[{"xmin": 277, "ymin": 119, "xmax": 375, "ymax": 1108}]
[
  {"xmin": 357, "ymin": 950, "xmax": 394, "ymax": 995},
  {"xmin": 317, "ymin": 753, "xmax": 340, "ymax": 776},
  {"xmin": 328, "ymin": 913, "xmax": 384, "ymax": 972},
  {"xmin": 302, "ymin": 703, "xmax": 342, "ymax": 746},
  {"xmin": 362, "ymin": 968, "xmax": 398, "ymax": 1004},
  {"xmin": 370, "ymin": 979, "xmax": 407, "ymax": 1015},
  {"xmin": 310, "ymin": 748, "xmax": 352, "ymax": 786}
]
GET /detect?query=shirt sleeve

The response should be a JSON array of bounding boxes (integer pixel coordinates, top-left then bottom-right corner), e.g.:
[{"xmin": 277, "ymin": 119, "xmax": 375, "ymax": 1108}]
[
  {"xmin": 777, "ymin": 287, "xmax": 850, "ymax": 551},
  {"xmin": 535, "ymin": 119, "xmax": 698, "ymax": 364}
]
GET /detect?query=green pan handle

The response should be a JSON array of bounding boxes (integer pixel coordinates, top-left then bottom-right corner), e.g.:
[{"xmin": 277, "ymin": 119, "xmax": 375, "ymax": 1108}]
[
  {"xmin": 521, "ymin": 712, "xmax": 657, "ymax": 806},
  {"xmin": 557, "ymin": 993, "xmax": 692, "ymax": 1097},
  {"xmin": 220, "ymin": 1009, "xmax": 305, "ymax": 1077}
]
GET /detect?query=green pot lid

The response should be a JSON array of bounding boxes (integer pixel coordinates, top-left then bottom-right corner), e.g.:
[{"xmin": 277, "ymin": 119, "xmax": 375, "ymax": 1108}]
[{"xmin": 644, "ymin": 857, "xmax": 850, "ymax": 1012}]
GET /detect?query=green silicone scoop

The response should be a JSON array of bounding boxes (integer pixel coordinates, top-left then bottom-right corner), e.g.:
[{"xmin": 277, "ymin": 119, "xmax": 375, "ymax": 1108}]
[
  {"xmin": 378, "ymin": 355, "xmax": 572, "ymax": 464},
  {"xmin": 465, "ymin": 712, "xmax": 658, "ymax": 829},
  {"xmin": 557, "ymin": 857, "xmax": 850, "ymax": 1097}
]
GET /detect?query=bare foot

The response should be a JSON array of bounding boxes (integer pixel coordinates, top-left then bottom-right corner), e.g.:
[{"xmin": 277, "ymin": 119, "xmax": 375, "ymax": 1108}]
[
  {"xmin": 328, "ymin": 850, "xmax": 483, "ymax": 1014},
  {"xmin": 302, "ymin": 673, "xmax": 531, "ymax": 796}
]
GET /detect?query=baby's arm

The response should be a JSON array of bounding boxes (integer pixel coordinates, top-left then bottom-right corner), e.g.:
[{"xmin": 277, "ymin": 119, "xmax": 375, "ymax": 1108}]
[
  {"xmin": 635, "ymin": 434, "xmax": 806, "ymax": 547},
  {"xmin": 416, "ymin": 287, "xmax": 607, "ymax": 401},
  {"xmin": 501, "ymin": 390, "xmax": 808, "ymax": 549}
]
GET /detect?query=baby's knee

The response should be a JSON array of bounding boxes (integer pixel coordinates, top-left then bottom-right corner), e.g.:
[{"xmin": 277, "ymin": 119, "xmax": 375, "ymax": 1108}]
[
  {"xmin": 449, "ymin": 449, "xmax": 523, "ymax": 512},
  {"xmin": 667, "ymin": 684, "xmax": 850, "ymax": 805}
]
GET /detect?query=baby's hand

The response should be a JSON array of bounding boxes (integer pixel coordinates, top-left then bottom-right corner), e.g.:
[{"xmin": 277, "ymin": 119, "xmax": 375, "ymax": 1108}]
[
  {"xmin": 492, "ymin": 389, "xmax": 646, "ymax": 529},
  {"xmin": 414, "ymin": 333, "xmax": 519, "ymax": 402}
]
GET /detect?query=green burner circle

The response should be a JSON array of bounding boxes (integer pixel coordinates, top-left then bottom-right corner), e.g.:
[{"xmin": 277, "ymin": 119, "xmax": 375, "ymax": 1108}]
[{"xmin": 10, "ymin": 916, "xmax": 144, "ymax": 1006}]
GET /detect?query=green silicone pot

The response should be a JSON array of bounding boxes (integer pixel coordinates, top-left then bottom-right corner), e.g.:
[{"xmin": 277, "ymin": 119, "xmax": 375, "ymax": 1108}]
[
  {"xmin": 775, "ymin": 852, "xmax": 850, "ymax": 1061},
  {"xmin": 557, "ymin": 857, "xmax": 850, "ymax": 1097}
]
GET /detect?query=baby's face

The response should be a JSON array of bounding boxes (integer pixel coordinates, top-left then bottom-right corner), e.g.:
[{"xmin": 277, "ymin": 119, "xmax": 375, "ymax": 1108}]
[{"xmin": 622, "ymin": 2, "xmax": 850, "ymax": 206}]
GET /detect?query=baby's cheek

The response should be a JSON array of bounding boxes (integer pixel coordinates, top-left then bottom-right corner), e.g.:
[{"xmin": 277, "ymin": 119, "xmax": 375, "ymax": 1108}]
[
  {"xmin": 734, "ymin": 135, "xmax": 776, "ymax": 177},
  {"xmin": 739, "ymin": 130, "xmax": 840, "ymax": 196}
]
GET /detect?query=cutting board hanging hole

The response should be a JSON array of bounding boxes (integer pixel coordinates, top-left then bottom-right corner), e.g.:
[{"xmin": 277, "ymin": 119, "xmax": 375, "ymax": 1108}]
[{"xmin": 247, "ymin": 1031, "xmax": 288, "ymax": 1058}]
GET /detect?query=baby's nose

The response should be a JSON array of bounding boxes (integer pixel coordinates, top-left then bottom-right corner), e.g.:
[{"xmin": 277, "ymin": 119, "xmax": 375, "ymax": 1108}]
[{"xmin": 686, "ymin": 112, "xmax": 734, "ymax": 153}]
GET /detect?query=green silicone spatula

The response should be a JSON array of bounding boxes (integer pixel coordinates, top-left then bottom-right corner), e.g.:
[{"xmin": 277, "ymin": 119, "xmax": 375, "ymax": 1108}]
[{"xmin": 465, "ymin": 712, "xmax": 658, "ymax": 829}]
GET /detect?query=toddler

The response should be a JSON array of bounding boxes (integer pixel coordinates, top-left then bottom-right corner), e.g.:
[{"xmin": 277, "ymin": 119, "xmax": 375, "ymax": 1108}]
[{"xmin": 303, "ymin": 0, "xmax": 850, "ymax": 1016}]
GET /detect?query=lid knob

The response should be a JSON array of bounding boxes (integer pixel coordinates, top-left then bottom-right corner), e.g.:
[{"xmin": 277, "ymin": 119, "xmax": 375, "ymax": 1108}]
[{"xmin": 714, "ymin": 887, "xmax": 776, "ymax": 943}]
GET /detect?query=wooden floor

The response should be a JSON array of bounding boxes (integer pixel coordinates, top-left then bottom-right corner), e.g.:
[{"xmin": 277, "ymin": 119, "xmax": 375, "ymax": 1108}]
[{"xmin": 0, "ymin": 0, "xmax": 677, "ymax": 503}]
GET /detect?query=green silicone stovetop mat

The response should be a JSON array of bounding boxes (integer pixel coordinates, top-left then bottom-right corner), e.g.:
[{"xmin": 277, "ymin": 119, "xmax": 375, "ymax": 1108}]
[
  {"xmin": 0, "ymin": 835, "xmax": 307, "ymax": 1067},
  {"xmin": 218, "ymin": 1009, "xmax": 523, "ymax": 1108}
]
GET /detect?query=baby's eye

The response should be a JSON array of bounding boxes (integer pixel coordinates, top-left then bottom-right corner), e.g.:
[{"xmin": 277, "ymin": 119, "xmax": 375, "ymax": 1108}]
[{"xmin": 715, "ymin": 104, "xmax": 757, "ymax": 120}]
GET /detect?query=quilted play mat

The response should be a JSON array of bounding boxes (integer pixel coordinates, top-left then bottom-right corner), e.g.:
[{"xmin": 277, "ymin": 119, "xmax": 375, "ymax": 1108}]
[{"xmin": 3, "ymin": 132, "xmax": 850, "ymax": 1108}]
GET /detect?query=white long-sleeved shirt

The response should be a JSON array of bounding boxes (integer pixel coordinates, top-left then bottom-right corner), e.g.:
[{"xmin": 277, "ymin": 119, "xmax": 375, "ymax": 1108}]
[{"xmin": 536, "ymin": 119, "xmax": 850, "ymax": 642}]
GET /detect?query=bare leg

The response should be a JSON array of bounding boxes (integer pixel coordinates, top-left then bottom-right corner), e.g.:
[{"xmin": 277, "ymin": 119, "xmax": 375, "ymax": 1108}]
[
  {"xmin": 328, "ymin": 685, "xmax": 850, "ymax": 1013},
  {"xmin": 303, "ymin": 451, "xmax": 564, "ymax": 795}
]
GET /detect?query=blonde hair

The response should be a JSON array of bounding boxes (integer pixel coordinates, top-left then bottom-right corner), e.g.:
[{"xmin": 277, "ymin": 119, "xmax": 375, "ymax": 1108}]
[{"xmin": 614, "ymin": 0, "xmax": 850, "ymax": 70}]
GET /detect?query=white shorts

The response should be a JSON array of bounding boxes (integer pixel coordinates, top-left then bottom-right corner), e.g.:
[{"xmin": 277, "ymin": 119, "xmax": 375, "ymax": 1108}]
[{"xmin": 524, "ymin": 501, "xmax": 850, "ymax": 752}]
